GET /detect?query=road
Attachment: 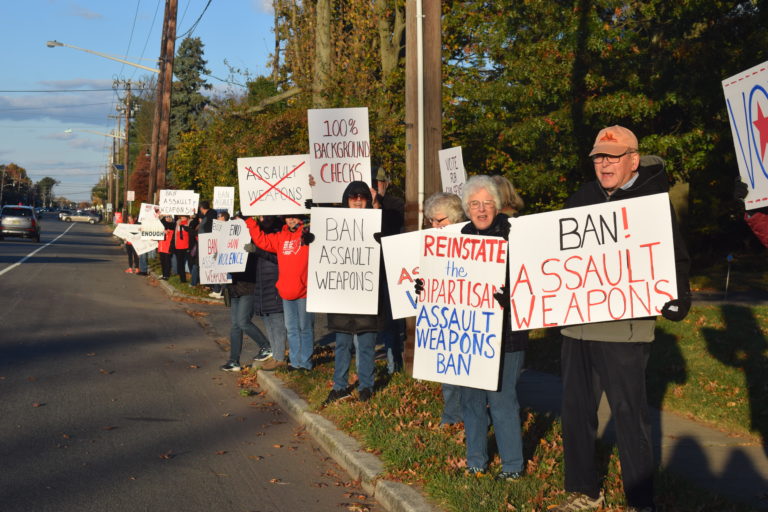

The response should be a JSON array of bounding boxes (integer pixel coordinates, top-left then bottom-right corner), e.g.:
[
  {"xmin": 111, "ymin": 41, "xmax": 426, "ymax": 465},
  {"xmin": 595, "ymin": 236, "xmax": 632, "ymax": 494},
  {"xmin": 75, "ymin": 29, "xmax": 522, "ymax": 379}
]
[{"xmin": 0, "ymin": 214, "xmax": 378, "ymax": 512}]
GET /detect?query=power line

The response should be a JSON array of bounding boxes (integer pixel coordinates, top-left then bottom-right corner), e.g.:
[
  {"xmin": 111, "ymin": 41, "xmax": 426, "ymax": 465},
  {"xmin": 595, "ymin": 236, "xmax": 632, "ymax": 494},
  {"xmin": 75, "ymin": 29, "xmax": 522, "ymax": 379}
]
[
  {"xmin": 177, "ymin": 0, "xmax": 213, "ymax": 40},
  {"xmin": 0, "ymin": 102, "xmax": 113, "ymax": 113},
  {"xmin": 120, "ymin": 0, "xmax": 143, "ymax": 77},
  {"xmin": 0, "ymin": 88, "xmax": 154, "ymax": 93}
]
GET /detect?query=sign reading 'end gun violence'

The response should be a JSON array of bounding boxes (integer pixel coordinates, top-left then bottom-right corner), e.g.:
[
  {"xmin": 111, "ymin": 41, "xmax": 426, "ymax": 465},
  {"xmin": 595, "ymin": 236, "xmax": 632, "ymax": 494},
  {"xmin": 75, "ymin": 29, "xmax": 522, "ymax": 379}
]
[
  {"xmin": 237, "ymin": 154, "xmax": 311, "ymax": 216},
  {"xmin": 308, "ymin": 107, "xmax": 371, "ymax": 203},
  {"xmin": 306, "ymin": 207, "xmax": 381, "ymax": 315},
  {"xmin": 506, "ymin": 193, "xmax": 677, "ymax": 331},
  {"xmin": 413, "ymin": 232, "xmax": 507, "ymax": 391}
]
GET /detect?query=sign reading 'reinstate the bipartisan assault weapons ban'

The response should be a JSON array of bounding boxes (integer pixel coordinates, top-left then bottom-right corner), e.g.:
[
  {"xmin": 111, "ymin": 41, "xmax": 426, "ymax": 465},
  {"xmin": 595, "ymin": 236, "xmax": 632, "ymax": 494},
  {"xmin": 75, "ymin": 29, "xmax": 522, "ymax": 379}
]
[
  {"xmin": 413, "ymin": 232, "xmax": 507, "ymax": 390},
  {"xmin": 158, "ymin": 190, "xmax": 199, "ymax": 216},
  {"xmin": 306, "ymin": 207, "xmax": 381, "ymax": 314},
  {"xmin": 506, "ymin": 193, "xmax": 677, "ymax": 330},
  {"xmin": 237, "ymin": 154, "xmax": 311, "ymax": 216},
  {"xmin": 308, "ymin": 107, "xmax": 371, "ymax": 203}
]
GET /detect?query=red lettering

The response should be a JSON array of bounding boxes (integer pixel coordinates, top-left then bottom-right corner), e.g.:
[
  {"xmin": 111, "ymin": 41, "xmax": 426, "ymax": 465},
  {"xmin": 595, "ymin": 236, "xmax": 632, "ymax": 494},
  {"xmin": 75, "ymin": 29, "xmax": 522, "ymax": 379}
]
[
  {"xmin": 320, "ymin": 163, "xmax": 331, "ymax": 183},
  {"xmin": 583, "ymin": 255, "xmax": 604, "ymax": 287},
  {"xmin": 541, "ymin": 294, "xmax": 557, "ymax": 327},
  {"xmin": 541, "ymin": 258, "xmax": 562, "ymax": 293},
  {"xmin": 630, "ymin": 281, "xmax": 652, "ymax": 316},
  {"xmin": 511, "ymin": 295, "xmax": 536, "ymax": 329},
  {"xmin": 423, "ymin": 235, "xmax": 435, "ymax": 257},
  {"xmin": 640, "ymin": 241, "xmax": 661, "ymax": 280},
  {"xmin": 564, "ymin": 255, "xmax": 584, "ymax": 290},
  {"xmin": 607, "ymin": 287, "xmax": 627, "ymax": 320},
  {"xmin": 586, "ymin": 289, "xmax": 607, "ymax": 322},
  {"xmin": 397, "ymin": 266, "xmax": 419, "ymax": 285},
  {"xmin": 563, "ymin": 293, "xmax": 585, "ymax": 324},
  {"xmin": 626, "ymin": 249, "xmax": 644, "ymax": 283},
  {"xmin": 653, "ymin": 279, "xmax": 674, "ymax": 314},
  {"xmin": 511, "ymin": 264, "xmax": 533, "ymax": 295}
]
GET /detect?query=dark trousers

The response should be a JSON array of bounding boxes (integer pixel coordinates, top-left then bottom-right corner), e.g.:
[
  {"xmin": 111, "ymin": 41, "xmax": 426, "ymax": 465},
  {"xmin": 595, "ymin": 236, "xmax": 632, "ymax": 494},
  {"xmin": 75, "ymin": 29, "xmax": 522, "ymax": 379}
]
[
  {"xmin": 159, "ymin": 252, "xmax": 172, "ymax": 279},
  {"xmin": 561, "ymin": 337, "xmax": 654, "ymax": 509},
  {"xmin": 126, "ymin": 244, "xmax": 138, "ymax": 268},
  {"xmin": 174, "ymin": 249, "xmax": 188, "ymax": 282}
]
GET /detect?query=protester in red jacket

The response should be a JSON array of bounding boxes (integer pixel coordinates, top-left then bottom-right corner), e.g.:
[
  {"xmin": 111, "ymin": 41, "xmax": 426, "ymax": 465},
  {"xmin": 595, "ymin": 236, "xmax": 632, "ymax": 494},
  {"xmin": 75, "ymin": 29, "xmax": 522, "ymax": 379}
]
[
  {"xmin": 158, "ymin": 215, "xmax": 175, "ymax": 280},
  {"xmin": 245, "ymin": 214, "xmax": 314, "ymax": 370}
]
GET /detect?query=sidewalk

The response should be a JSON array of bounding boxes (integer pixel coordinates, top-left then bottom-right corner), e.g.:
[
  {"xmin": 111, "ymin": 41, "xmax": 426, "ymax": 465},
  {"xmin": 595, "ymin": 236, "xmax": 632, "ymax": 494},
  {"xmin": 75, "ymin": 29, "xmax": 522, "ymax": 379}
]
[{"xmin": 161, "ymin": 278, "xmax": 768, "ymax": 511}]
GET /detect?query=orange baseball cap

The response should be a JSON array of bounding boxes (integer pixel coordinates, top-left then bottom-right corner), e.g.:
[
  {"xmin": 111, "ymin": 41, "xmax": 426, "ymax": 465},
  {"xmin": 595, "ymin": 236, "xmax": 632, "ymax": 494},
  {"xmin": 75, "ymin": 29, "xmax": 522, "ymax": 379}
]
[{"xmin": 589, "ymin": 125, "xmax": 638, "ymax": 156}]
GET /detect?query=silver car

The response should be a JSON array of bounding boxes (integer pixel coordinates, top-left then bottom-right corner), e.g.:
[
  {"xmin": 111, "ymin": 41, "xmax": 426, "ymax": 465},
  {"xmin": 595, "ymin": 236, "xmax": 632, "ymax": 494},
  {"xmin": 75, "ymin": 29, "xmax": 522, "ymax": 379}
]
[
  {"xmin": 0, "ymin": 205, "xmax": 41, "ymax": 242},
  {"xmin": 61, "ymin": 210, "xmax": 99, "ymax": 224}
]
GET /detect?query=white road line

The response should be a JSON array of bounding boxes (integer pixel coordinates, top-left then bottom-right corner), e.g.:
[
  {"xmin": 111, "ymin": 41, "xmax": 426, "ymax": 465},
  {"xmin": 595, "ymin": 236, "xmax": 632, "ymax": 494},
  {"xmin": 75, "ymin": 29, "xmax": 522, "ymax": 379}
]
[{"xmin": 0, "ymin": 223, "xmax": 77, "ymax": 277}]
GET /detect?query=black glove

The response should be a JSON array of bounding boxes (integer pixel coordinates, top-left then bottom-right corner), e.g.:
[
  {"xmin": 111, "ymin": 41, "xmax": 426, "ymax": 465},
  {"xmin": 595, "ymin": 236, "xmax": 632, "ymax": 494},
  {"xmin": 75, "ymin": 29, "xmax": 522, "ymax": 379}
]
[
  {"xmin": 243, "ymin": 243, "xmax": 256, "ymax": 253},
  {"xmin": 305, "ymin": 199, "xmax": 314, "ymax": 209},
  {"xmin": 661, "ymin": 293, "xmax": 691, "ymax": 322},
  {"xmin": 414, "ymin": 278, "xmax": 424, "ymax": 296},
  {"xmin": 493, "ymin": 284, "xmax": 510, "ymax": 309},
  {"xmin": 373, "ymin": 232, "xmax": 382, "ymax": 244},
  {"xmin": 734, "ymin": 177, "xmax": 749, "ymax": 201},
  {"xmin": 301, "ymin": 229, "xmax": 315, "ymax": 245}
]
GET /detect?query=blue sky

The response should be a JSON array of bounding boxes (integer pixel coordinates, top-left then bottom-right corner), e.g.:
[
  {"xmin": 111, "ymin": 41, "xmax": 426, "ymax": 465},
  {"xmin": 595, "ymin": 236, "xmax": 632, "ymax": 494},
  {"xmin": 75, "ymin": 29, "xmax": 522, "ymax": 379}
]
[{"xmin": 0, "ymin": 0, "xmax": 274, "ymax": 202}]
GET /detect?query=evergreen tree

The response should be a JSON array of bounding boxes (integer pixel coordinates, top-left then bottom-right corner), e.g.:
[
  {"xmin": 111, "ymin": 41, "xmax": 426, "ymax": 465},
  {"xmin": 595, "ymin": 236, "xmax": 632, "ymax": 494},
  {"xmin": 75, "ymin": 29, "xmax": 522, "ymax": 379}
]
[{"xmin": 170, "ymin": 37, "xmax": 212, "ymax": 149}]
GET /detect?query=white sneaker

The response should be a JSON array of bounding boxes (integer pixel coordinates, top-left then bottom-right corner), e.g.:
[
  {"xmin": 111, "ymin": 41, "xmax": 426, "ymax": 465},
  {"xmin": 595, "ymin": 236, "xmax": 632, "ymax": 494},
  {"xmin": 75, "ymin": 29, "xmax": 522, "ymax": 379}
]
[{"xmin": 208, "ymin": 291, "xmax": 223, "ymax": 298}]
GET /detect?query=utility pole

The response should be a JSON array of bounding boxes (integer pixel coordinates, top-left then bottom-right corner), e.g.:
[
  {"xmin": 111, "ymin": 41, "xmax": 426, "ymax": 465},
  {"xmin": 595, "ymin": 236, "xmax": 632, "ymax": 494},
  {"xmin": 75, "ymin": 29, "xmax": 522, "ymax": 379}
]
[
  {"xmin": 157, "ymin": 0, "xmax": 178, "ymax": 196},
  {"xmin": 148, "ymin": 0, "xmax": 170, "ymax": 203},
  {"xmin": 121, "ymin": 80, "xmax": 132, "ymax": 217}
]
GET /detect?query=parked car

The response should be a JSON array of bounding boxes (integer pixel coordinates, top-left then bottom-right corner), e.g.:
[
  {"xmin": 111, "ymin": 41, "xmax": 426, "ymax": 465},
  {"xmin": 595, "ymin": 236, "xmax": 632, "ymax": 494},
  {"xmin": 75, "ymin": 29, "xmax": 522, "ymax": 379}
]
[
  {"xmin": 58, "ymin": 209, "xmax": 73, "ymax": 220},
  {"xmin": 61, "ymin": 210, "xmax": 99, "ymax": 224},
  {"xmin": 0, "ymin": 205, "xmax": 41, "ymax": 242}
]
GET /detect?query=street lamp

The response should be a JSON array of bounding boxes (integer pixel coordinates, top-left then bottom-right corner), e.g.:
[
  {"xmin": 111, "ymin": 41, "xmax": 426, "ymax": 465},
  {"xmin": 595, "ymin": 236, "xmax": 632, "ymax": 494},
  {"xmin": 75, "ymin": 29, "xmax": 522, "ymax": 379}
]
[{"xmin": 46, "ymin": 40, "xmax": 159, "ymax": 74}]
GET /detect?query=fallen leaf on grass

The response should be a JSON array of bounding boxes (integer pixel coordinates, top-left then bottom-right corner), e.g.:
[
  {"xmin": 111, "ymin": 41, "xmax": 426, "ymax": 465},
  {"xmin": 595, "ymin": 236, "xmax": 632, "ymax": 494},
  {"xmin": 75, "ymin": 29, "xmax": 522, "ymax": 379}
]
[
  {"xmin": 32, "ymin": 402, "xmax": 44, "ymax": 407},
  {"xmin": 248, "ymin": 455, "xmax": 264, "ymax": 461},
  {"xmin": 188, "ymin": 364, "xmax": 200, "ymax": 369},
  {"xmin": 159, "ymin": 451, "xmax": 175, "ymax": 460},
  {"xmin": 102, "ymin": 426, "xmax": 117, "ymax": 431}
]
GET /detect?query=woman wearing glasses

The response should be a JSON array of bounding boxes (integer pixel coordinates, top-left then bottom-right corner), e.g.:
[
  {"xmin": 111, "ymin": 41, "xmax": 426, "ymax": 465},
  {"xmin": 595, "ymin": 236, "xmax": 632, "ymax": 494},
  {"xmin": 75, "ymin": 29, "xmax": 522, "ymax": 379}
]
[{"xmin": 458, "ymin": 175, "xmax": 528, "ymax": 481}]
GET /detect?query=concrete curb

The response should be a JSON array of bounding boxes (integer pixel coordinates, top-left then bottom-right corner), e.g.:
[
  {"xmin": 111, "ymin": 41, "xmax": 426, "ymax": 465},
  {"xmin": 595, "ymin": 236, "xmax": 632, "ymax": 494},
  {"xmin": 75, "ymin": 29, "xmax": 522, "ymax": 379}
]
[{"xmin": 257, "ymin": 371, "xmax": 445, "ymax": 512}]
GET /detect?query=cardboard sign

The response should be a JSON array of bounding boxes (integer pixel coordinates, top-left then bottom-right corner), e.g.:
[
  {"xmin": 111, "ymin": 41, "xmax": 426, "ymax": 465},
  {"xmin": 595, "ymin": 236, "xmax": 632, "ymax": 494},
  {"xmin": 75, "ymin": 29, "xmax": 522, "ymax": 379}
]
[
  {"xmin": 140, "ymin": 217, "xmax": 166, "ymax": 240},
  {"xmin": 237, "ymin": 154, "xmax": 311, "ymax": 216},
  {"xmin": 413, "ymin": 231, "xmax": 507, "ymax": 390},
  {"xmin": 308, "ymin": 107, "xmax": 371, "ymax": 203},
  {"xmin": 126, "ymin": 233, "xmax": 157, "ymax": 256},
  {"xmin": 306, "ymin": 207, "xmax": 381, "ymax": 314},
  {"xmin": 113, "ymin": 223, "xmax": 140, "ymax": 240},
  {"xmin": 438, "ymin": 147, "xmax": 467, "ymax": 196},
  {"xmin": 158, "ymin": 190, "xmax": 199, "ymax": 216},
  {"xmin": 199, "ymin": 232, "xmax": 232, "ymax": 285},
  {"xmin": 211, "ymin": 218, "xmax": 250, "ymax": 274},
  {"xmin": 213, "ymin": 186, "xmax": 235, "ymax": 214},
  {"xmin": 722, "ymin": 61, "xmax": 768, "ymax": 210},
  {"xmin": 506, "ymin": 193, "xmax": 677, "ymax": 330},
  {"xmin": 137, "ymin": 203, "xmax": 160, "ymax": 224}
]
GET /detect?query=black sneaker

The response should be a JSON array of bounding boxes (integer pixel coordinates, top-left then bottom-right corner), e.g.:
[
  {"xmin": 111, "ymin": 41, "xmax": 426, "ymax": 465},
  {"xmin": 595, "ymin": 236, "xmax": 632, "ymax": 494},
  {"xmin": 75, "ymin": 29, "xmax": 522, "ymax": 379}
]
[
  {"xmin": 254, "ymin": 346, "xmax": 273, "ymax": 362},
  {"xmin": 358, "ymin": 387, "xmax": 373, "ymax": 402},
  {"xmin": 322, "ymin": 388, "xmax": 352, "ymax": 406},
  {"xmin": 220, "ymin": 361, "xmax": 241, "ymax": 372},
  {"xmin": 496, "ymin": 471, "xmax": 523, "ymax": 481}
]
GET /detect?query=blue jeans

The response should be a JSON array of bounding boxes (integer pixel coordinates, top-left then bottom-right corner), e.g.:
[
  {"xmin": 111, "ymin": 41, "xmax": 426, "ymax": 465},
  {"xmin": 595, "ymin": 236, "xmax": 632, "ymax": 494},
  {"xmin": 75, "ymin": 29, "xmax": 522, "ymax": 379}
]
[
  {"xmin": 461, "ymin": 351, "xmax": 525, "ymax": 472},
  {"xmin": 441, "ymin": 383, "xmax": 463, "ymax": 424},
  {"xmin": 138, "ymin": 251, "xmax": 150, "ymax": 273},
  {"xmin": 229, "ymin": 295, "xmax": 269, "ymax": 362},
  {"xmin": 260, "ymin": 313, "xmax": 287, "ymax": 362},
  {"xmin": 334, "ymin": 331, "xmax": 376, "ymax": 391},
  {"xmin": 282, "ymin": 298, "xmax": 314, "ymax": 369},
  {"xmin": 190, "ymin": 261, "xmax": 200, "ymax": 286}
]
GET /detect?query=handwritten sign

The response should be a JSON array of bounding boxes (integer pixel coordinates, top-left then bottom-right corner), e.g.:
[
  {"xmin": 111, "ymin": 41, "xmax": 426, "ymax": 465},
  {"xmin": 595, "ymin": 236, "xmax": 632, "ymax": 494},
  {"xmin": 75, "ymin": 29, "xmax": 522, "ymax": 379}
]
[
  {"xmin": 125, "ymin": 233, "xmax": 157, "ymax": 256},
  {"xmin": 112, "ymin": 223, "xmax": 140, "ymax": 240},
  {"xmin": 140, "ymin": 217, "xmax": 165, "ymax": 240},
  {"xmin": 237, "ymin": 154, "xmax": 311, "ymax": 216},
  {"xmin": 413, "ymin": 231, "xmax": 507, "ymax": 390},
  {"xmin": 306, "ymin": 207, "xmax": 381, "ymax": 314},
  {"xmin": 137, "ymin": 203, "xmax": 159, "ymax": 224},
  {"xmin": 199, "ymin": 232, "xmax": 231, "ymax": 285},
  {"xmin": 438, "ymin": 147, "xmax": 467, "ymax": 196},
  {"xmin": 308, "ymin": 107, "xmax": 371, "ymax": 203},
  {"xmin": 158, "ymin": 190, "xmax": 199, "ymax": 216},
  {"xmin": 213, "ymin": 186, "xmax": 235, "ymax": 214},
  {"xmin": 722, "ymin": 61, "xmax": 768, "ymax": 210},
  {"xmin": 506, "ymin": 193, "xmax": 677, "ymax": 330},
  {"xmin": 210, "ymin": 218, "xmax": 250, "ymax": 274}
]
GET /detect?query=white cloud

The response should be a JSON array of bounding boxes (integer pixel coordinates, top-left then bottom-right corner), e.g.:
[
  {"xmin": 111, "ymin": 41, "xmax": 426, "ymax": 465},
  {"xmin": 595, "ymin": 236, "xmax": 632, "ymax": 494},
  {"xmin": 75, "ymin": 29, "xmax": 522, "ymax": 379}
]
[
  {"xmin": 0, "ymin": 91, "xmax": 115, "ymax": 124},
  {"xmin": 38, "ymin": 79, "xmax": 114, "ymax": 89},
  {"xmin": 68, "ymin": 3, "xmax": 103, "ymax": 20},
  {"xmin": 252, "ymin": 0, "xmax": 274, "ymax": 14}
]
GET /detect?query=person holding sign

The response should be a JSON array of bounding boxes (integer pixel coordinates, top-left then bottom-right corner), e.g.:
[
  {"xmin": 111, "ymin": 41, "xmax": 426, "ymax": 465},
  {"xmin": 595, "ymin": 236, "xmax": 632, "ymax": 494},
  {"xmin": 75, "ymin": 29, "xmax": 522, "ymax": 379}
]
[
  {"xmin": 321, "ymin": 181, "xmax": 382, "ymax": 405},
  {"xmin": 158, "ymin": 215, "xmax": 176, "ymax": 280},
  {"xmin": 123, "ymin": 215, "xmax": 140, "ymax": 274},
  {"xmin": 245, "ymin": 214, "xmax": 314, "ymax": 372},
  {"xmin": 553, "ymin": 126, "xmax": 690, "ymax": 512},
  {"xmin": 456, "ymin": 176, "xmax": 528, "ymax": 481},
  {"xmin": 734, "ymin": 178, "xmax": 768, "ymax": 248}
]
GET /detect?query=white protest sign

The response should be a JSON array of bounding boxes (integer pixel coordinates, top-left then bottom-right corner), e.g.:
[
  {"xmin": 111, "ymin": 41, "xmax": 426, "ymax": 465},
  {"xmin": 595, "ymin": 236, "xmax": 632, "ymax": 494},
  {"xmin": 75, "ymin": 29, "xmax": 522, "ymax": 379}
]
[
  {"xmin": 199, "ymin": 232, "xmax": 232, "ymax": 284},
  {"xmin": 126, "ymin": 233, "xmax": 157, "ymax": 256},
  {"xmin": 213, "ymin": 186, "xmax": 235, "ymax": 214},
  {"xmin": 382, "ymin": 223, "xmax": 473, "ymax": 320},
  {"xmin": 113, "ymin": 223, "xmax": 140, "ymax": 240},
  {"xmin": 307, "ymin": 207, "xmax": 381, "ymax": 314},
  {"xmin": 237, "ymin": 154, "xmax": 311, "ymax": 216},
  {"xmin": 158, "ymin": 189, "xmax": 198, "ymax": 215},
  {"xmin": 127, "ymin": 190, "xmax": 135, "ymax": 202},
  {"xmin": 506, "ymin": 193, "xmax": 677, "ymax": 331},
  {"xmin": 438, "ymin": 147, "xmax": 467, "ymax": 196},
  {"xmin": 140, "ymin": 217, "xmax": 166, "ymax": 240},
  {"xmin": 413, "ymin": 231, "xmax": 507, "ymax": 390},
  {"xmin": 137, "ymin": 203, "xmax": 159, "ymax": 223},
  {"xmin": 308, "ymin": 107, "xmax": 371, "ymax": 203},
  {"xmin": 211, "ymin": 218, "xmax": 250, "ymax": 274},
  {"xmin": 722, "ymin": 61, "xmax": 768, "ymax": 210}
]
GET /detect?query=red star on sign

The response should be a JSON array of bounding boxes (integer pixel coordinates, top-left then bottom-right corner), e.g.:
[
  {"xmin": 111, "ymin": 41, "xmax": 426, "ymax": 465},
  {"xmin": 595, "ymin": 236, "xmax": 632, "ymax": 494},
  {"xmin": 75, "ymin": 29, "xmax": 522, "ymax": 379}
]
[{"xmin": 753, "ymin": 102, "xmax": 768, "ymax": 161}]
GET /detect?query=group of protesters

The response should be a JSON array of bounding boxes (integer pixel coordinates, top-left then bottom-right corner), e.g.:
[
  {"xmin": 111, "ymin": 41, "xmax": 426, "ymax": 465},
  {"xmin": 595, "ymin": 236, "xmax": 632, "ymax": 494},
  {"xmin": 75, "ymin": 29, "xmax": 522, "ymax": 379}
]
[{"xmin": 123, "ymin": 124, "xmax": 702, "ymax": 512}]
